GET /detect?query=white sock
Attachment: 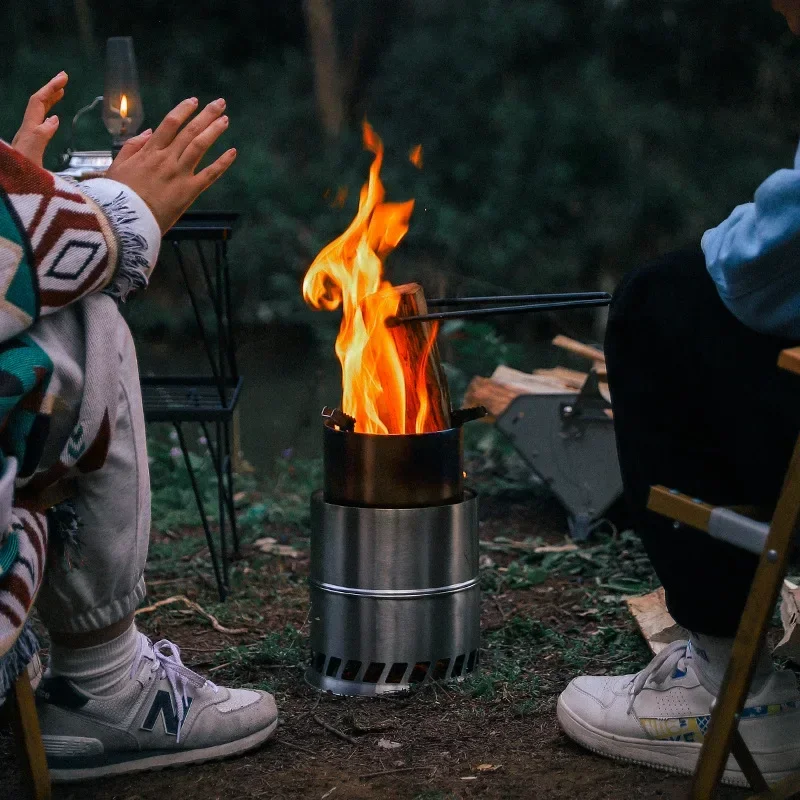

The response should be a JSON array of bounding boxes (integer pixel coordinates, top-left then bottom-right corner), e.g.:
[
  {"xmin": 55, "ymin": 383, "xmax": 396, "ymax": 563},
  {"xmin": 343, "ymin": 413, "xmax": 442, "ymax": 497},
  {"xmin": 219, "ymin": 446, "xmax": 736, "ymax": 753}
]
[
  {"xmin": 48, "ymin": 623, "xmax": 141, "ymax": 697},
  {"xmin": 689, "ymin": 631, "xmax": 774, "ymax": 696}
]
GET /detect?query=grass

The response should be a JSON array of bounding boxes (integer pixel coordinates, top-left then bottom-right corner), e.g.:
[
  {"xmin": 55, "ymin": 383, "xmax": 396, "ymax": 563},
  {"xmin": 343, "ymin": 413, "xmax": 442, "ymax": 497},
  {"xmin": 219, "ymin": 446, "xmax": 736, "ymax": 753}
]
[
  {"xmin": 141, "ymin": 426, "xmax": 658, "ymax": 725},
  {"xmin": 112, "ymin": 428, "xmax": 731, "ymax": 799}
]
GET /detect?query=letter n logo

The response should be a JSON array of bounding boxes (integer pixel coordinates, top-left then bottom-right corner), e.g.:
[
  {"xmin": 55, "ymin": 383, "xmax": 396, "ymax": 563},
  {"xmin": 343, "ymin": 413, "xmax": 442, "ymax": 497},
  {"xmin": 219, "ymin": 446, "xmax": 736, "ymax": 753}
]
[{"xmin": 141, "ymin": 690, "xmax": 193, "ymax": 736}]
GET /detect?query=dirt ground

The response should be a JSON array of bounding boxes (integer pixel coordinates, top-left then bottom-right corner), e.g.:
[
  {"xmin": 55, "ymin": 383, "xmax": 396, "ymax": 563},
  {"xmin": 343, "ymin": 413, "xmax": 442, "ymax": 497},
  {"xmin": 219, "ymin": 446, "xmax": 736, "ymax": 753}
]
[{"xmin": 0, "ymin": 480, "xmax": 749, "ymax": 800}]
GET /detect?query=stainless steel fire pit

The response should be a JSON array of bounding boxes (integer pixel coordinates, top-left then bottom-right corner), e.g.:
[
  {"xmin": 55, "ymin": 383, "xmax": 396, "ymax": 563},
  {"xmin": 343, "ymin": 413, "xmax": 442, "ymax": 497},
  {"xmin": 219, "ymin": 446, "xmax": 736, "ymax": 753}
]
[{"xmin": 306, "ymin": 418, "xmax": 480, "ymax": 695}]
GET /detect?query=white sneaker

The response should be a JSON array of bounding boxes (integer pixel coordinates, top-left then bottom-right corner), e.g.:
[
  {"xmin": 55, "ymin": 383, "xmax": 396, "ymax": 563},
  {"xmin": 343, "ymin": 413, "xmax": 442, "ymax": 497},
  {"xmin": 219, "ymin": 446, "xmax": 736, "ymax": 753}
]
[
  {"xmin": 36, "ymin": 635, "xmax": 278, "ymax": 782},
  {"xmin": 557, "ymin": 640, "xmax": 800, "ymax": 787}
]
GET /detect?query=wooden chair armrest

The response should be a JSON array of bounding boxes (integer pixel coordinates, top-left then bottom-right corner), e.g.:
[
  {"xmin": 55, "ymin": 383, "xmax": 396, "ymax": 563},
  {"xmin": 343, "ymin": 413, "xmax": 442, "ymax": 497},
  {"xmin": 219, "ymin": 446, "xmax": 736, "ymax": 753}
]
[
  {"xmin": 648, "ymin": 486, "xmax": 770, "ymax": 532},
  {"xmin": 647, "ymin": 485, "xmax": 713, "ymax": 532},
  {"xmin": 778, "ymin": 347, "xmax": 800, "ymax": 377}
]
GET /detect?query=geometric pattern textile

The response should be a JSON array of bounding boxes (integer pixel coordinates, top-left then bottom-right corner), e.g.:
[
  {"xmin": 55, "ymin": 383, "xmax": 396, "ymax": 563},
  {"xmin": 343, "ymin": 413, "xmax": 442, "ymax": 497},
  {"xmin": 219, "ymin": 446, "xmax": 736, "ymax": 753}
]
[{"xmin": 0, "ymin": 142, "xmax": 121, "ymax": 661}]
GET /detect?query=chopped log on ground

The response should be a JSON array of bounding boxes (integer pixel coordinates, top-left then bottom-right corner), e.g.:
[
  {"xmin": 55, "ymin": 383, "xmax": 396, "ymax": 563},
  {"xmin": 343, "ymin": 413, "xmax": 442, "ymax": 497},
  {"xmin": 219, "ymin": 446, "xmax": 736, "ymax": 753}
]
[
  {"xmin": 625, "ymin": 587, "xmax": 686, "ymax": 654},
  {"xmin": 552, "ymin": 334, "xmax": 605, "ymax": 364},
  {"xmin": 369, "ymin": 282, "xmax": 452, "ymax": 431},
  {"xmin": 463, "ymin": 336, "xmax": 612, "ymax": 421},
  {"xmin": 774, "ymin": 580, "xmax": 800, "ymax": 663},
  {"xmin": 492, "ymin": 365, "xmax": 582, "ymax": 395},
  {"xmin": 463, "ymin": 375, "xmax": 525, "ymax": 418}
]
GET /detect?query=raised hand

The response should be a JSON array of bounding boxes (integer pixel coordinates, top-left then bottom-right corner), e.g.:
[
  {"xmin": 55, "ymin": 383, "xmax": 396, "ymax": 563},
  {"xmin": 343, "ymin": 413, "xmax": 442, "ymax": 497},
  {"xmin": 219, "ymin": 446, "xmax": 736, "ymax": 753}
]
[
  {"xmin": 11, "ymin": 72, "xmax": 69, "ymax": 166},
  {"xmin": 105, "ymin": 97, "xmax": 236, "ymax": 234}
]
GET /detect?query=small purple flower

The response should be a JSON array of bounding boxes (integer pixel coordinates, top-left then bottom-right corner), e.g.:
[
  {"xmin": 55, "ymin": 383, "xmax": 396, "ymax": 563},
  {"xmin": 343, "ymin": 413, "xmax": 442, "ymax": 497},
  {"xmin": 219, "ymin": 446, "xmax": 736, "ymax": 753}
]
[
  {"xmin": 170, "ymin": 447, "xmax": 182, "ymax": 458},
  {"xmin": 198, "ymin": 436, "xmax": 208, "ymax": 446},
  {"xmin": 282, "ymin": 447, "xmax": 294, "ymax": 460}
]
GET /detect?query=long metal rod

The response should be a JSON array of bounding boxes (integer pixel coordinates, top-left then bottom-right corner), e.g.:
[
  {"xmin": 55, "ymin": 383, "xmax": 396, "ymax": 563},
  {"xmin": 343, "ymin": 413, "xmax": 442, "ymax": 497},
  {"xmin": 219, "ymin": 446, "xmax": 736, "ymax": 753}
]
[
  {"xmin": 386, "ymin": 297, "xmax": 611, "ymax": 327},
  {"xmin": 174, "ymin": 423, "xmax": 227, "ymax": 601},
  {"xmin": 427, "ymin": 292, "xmax": 610, "ymax": 307},
  {"xmin": 172, "ymin": 241, "xmax": 221, "ymax": 386}
]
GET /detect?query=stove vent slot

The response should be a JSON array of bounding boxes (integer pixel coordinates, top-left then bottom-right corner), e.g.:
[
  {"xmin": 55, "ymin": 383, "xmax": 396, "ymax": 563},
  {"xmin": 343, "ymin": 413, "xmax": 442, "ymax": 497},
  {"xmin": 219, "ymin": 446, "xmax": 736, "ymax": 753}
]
[
  {"xmin": 362, "ymin": 662, "xmax": 385, "ymax": 683},
  {"xmin": 409, "ymin": 661, "xmax": 430, "ymax": 683},
  {"xmin": 451, "ymin": 653, "xmax": 466, "ymax": 677},
  {"xmin": 432, "ymin": 658, "xmax": 450, "ymax": 680},
  {"xmin": 342, "ymin": 660, "xmax": 362, "ymax": 681},
  {"xmin": 325, "ymin": 656, "xmax": 342, "ymax": 678},
  {"xmin": 386, "ymin": 662, "xmax": 408, "ymax": 683},
  {"xmin": 311, "ymin": 651, "xmax": 326, "ymax": 673}
]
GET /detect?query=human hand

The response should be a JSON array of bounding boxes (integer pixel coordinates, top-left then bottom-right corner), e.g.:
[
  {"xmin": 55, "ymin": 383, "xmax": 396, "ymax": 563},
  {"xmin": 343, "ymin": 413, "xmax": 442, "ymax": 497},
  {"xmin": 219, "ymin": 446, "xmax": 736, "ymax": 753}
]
[
  {"xmin": 105, "ymin": 97, "xmax": 236, "ymax": 234},
  {"xmin": 11, "ymin": 71, "xmax": 69, "ymax": 167}
]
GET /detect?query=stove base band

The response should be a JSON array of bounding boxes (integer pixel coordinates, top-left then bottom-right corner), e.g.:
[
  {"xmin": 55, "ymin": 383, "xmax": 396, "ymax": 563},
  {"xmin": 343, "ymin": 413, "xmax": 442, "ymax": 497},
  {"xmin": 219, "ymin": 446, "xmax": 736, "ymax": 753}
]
[{"xmin": 306, "ymin": 490, "xmax": 480, "ymax": 696}]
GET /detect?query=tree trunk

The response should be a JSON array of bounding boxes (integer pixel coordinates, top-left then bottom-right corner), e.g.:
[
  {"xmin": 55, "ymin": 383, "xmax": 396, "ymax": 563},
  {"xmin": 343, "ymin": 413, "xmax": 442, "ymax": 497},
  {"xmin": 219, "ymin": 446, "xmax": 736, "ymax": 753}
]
[
  {"xmin": 73, "ymin": 0, "xmax": 95, "ymax": 53},
  {"xmin": 302, "ymin": 0, "xmax": 344, "ymax": 139}
]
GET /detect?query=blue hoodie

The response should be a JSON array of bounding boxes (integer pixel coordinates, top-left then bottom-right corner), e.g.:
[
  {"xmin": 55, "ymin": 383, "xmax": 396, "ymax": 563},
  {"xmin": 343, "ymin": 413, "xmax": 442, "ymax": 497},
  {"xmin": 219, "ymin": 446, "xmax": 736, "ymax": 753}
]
[{"xmin": 702, "ymin": 141, "xmax": 800, "ymax": 339}]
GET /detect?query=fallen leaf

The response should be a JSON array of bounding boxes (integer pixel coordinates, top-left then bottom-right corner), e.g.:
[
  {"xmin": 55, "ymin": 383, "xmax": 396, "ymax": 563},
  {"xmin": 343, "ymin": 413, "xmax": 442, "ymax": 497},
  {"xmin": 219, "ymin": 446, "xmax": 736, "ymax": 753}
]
[
  {"xmin": 254, "ymin": 537, "xmax": 277, "ymax": 551},
  {"xmin": 254, "ymin": 538, "xmax": 301, "ymax": 558},
  {"xmin": 377, "ymin": 738, "xmax": 401, "ymax": 750},
  {"xmin": 274, "ymin": 545, "xmax": 301, "ymax": 558},
  {"xmin": 533, "ymin": 544, "xmax": 578, "ymax": 553},
  {"xmin": 476, "ymin": 764, "xmax": 502, "ymax": 772}
]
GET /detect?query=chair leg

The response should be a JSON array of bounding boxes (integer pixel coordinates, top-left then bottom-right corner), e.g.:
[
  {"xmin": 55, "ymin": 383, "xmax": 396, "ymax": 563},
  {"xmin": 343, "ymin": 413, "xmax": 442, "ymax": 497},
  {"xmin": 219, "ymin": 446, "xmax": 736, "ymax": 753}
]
[
  {"xmin": 9, "ymin": 671, "xmax": 51, "ymax": 800},
  {"xmin": 690, "ymin": 437, "xmax": 800, "ymax": 798}
]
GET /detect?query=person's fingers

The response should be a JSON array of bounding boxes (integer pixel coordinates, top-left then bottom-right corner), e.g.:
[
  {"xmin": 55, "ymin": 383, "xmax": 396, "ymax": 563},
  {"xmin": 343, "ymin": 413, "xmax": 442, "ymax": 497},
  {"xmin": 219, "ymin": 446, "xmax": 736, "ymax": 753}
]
[
  {"xmin": 14, "ymin": 116, "xmax": 60, "ymax": 165},
  {"xmin": 171, "ymin": 98, "xmax": 226, "ymax": 160},
  {"xmin": 178, "ymin": 115, "xmax": 230, "ymax": 172},
  {"xmin": 148, "ymin": 97, "xmax": 199, "ymax": 149},
  {"xmin": 193, "ymin": 147, "xmax": 237, "ymax": 191},
  {"xmin": 112, "ymin": 128, "xmax": 153, "ymax": 167},
  {"xmin": 18, "ymin": 72, "xmax": 68, "ymax": 134}
]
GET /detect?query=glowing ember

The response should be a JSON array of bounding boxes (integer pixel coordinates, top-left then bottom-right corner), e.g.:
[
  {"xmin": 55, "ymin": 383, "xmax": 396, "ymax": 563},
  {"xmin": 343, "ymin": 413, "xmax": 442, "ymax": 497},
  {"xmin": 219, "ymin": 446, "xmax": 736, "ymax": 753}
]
[
  {"xmin": 409, "ymin": 144, "xmax": 423, "ymax": 169},
  {"xmin": 303, "ymin": 122, "xmax": 442, "ymax": 435}
]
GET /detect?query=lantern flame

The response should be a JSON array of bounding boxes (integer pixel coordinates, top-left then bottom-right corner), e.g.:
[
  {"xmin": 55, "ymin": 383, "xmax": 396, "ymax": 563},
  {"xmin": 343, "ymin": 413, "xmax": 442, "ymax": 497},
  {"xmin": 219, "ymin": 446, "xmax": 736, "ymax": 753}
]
[
  {"xmin": 120, "ymin": 94, "xmax": 128, "ymax": 119},
  {"xmin": 303, "ymin": 122, "xmax": 441, "ymax": 435}
]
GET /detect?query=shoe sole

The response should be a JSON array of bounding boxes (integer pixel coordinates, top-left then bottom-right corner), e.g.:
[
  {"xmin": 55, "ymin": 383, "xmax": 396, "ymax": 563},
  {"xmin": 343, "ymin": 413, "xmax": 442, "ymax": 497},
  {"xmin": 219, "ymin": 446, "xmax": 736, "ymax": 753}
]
[
  {"xmin": 48, "ymin": 717, "xmax": 278, "ymax": 783},
  {"xmin": 557, "ymin": 695, "xmax": 796, "ymax": 788}
]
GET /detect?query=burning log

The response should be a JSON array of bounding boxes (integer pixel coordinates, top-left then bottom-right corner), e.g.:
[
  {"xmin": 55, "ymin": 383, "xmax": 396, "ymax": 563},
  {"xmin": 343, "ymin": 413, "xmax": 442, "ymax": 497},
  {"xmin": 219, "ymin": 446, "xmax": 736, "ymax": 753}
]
[{"xmin": 377, "ymin": 282, "xmax": 452, "ymax": 431}]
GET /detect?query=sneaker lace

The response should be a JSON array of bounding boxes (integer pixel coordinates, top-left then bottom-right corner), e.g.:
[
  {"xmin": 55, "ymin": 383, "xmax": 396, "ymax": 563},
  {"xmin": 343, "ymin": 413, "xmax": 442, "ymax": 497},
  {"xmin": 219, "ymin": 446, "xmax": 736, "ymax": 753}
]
[
  {"xmin": 131, "ymin": 635, "xmax": 219, "ymax": 743},
  {"xmin": 626, "ymin": 639, "xmax": 689, "ymax": 715}
]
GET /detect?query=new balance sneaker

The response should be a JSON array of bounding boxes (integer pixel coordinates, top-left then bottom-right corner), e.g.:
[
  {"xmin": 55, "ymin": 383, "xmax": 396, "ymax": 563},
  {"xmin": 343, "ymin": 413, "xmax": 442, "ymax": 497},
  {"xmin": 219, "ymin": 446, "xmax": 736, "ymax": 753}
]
[
  {"xmin": 557, "ymin": 640, "xmax": 800, "ymax": 787},
  {"xmin": 36, "ymin": 635, "xmax": 278, "ymax": 782}
]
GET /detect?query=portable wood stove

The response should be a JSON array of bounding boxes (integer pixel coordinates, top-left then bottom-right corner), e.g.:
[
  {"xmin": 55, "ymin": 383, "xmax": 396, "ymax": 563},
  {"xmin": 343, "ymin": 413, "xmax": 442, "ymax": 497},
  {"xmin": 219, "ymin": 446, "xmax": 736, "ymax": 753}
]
[{"xmin": 306, "ymin": 410, "xmax": 481, "ymax": 695}]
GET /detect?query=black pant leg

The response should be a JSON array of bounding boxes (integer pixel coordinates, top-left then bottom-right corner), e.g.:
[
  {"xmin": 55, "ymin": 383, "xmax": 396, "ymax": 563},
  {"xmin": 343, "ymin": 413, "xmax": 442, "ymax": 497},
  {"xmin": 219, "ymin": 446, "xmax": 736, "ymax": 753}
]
[{"xmin": 605, "ymin": 247, "xmax": 800, "ymax": 636}]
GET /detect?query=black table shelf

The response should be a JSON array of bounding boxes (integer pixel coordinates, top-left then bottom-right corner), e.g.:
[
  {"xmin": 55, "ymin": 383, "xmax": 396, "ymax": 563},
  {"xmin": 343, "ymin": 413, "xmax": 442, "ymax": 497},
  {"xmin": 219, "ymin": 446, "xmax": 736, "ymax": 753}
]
[
  {"xmin": 131, "ymin": 211, "xmax": 242, "ymax": 601},
  {"xmin": 141, "ymin": 376, "xmax": 242, "ymax": 423}
]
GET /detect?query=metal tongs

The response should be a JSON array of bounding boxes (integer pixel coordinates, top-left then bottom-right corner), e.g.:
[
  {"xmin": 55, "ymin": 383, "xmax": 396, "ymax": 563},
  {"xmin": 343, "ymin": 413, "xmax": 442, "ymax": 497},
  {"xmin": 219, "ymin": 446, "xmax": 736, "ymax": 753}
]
[{"xmin": 385, "ymin": 291, "xmax": 611, "ymax": 327}]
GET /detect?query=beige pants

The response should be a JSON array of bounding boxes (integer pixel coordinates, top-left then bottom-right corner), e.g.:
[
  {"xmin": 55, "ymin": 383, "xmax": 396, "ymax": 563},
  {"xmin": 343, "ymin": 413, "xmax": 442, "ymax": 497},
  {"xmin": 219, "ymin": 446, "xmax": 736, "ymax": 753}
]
[{"xmin": 30, "ymin": 303, "xmax": 150, "ymax": 634}]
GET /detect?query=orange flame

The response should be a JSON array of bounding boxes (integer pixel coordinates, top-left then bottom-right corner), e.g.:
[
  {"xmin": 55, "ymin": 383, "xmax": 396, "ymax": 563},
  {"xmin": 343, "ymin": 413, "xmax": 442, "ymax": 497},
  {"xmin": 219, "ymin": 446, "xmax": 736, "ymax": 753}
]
[
  {"xmin": 303, "ymin": 122, "xmax": 440, "ymax": 435},
  {"xmin": 409, "ymin": 144, "xmax": 423, "ymax": 169},
  {"xmin": 120, "ymin": 94, "xmax": 128, "ymax": 119}
]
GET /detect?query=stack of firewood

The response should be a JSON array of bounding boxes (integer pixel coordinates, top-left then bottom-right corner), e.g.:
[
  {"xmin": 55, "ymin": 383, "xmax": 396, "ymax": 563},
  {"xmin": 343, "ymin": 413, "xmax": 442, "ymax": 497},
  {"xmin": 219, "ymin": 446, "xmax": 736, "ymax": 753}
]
[{"xmin": 464, "ymin": 335, "xmax": 610, "ymax": 420}]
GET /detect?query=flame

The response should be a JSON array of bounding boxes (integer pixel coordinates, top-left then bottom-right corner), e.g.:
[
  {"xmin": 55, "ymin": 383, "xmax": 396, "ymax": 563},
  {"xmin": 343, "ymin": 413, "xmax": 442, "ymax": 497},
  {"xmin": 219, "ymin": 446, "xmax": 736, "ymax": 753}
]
[
  {"xmin": 409, "ymin": 144, "xmax": 423, "ymax": 169},
  {"xmin": 303, "ymin": 122, "xmax": 441, "ymax": 435},
  {"xmin": 120, "ymin": 94, "xmax": 128, "ymax": 119}
]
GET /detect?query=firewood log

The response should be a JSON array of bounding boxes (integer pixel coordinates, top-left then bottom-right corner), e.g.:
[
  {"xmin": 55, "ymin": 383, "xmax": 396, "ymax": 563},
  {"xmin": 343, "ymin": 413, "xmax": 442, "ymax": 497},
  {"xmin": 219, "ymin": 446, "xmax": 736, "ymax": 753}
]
[
  {"xmin": 552, "ymin": 334, "xmax": 605, "ymax": 364},
  {"xmin": 464, "ymin": 376, "xmax": 523, "ymax": 419},
  {"xmin": 370, "ymin": 282, "xmax": 452, "ymax": 432}
]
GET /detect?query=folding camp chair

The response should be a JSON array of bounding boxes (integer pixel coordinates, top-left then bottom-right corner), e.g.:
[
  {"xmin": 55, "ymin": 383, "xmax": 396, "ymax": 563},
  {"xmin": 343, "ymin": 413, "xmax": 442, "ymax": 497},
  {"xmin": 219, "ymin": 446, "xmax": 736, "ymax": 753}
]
[
  {"xmin": 2, "ymin": 656, "xmax": 50, "ymax": 800},
  {"xmin": 647, "ymin": 345, "xmax": 800, "ymax": 799}
]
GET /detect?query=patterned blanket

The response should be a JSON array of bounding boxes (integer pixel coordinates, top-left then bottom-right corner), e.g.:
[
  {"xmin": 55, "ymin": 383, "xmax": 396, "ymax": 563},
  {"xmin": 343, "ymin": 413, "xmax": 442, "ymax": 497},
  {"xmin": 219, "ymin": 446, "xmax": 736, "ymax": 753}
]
[{"xmin": 0, "ymin": 141, "xmax": 154, "ymax": 671}]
